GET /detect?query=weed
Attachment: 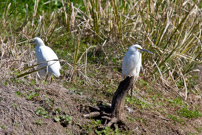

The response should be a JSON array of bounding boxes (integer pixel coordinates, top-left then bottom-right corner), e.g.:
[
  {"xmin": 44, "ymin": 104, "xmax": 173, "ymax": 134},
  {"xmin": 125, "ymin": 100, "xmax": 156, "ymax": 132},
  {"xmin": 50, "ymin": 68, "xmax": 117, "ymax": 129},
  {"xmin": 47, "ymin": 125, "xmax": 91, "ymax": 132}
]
[
  {"xmin": 127, "ymin": 114, "xmax": 135, "ymax": 122},
  {"xmin": 95, "ymin": 126, "xmax": 120, "ymax": 135},
  {"xmin": 54, "ymin": 115, "xmax": 72, "ymax": 126},
  {"xmin": 30, "ymin": 80, "xmax": 36, "ymax": 85},
  {"xmin": 168, "ymin": 114, "xmax": 185, "ymax": 125},
  {"xmin": 25, "ymin": 92, "xmax": 39, "ymax": 100},
  {"xmin": 82, "ymin": 120, "xmax": 101, "ymax": 134},
  {"xmin": 15, "ymin": 91, "xmax": 21, "ymax": 97},
  {"xmin": 12, "ymin": 103, "xmax": 18, "ymax": 108},
  {"xmin": 136, "ymin": 118, "xmax": 146, "ymax": 123},
  {"xmin": 42, "ymin": 81, "xmax": 47, "ymax": 84},
  {"xmin": 14, "ymin": 69, "xmax": 20, "ymax": 76},
  {"xmin": 177, "ymin": 80, "xmax": 184, "ymax": 89},
  {"xmin": 24, "ymin": 81, "xmax": 30, "ymax": 86},
  {"xmin": 83, "ymin": 119, "xmax": 123, "ymax": 134},
  {"xmin": 35, "ymin": 88, "xmax": 40, "ymax": 91},
  {"xmin": 1, "ymin": 125, "xmax": 6, "ymax": 130},
  {"xmin": 55, "ymin": 108, "xmax": 61, "ymax": 114},
  {"xmin": 178, "ymin": 107, "xmax": 202, "ymax": 119},
  {"xmin": 195, "ymin": 127, "xmax": 202, "ymax": 133},
  {"xmin": 35, "ymin": 119, "xmax": 43, "ymax": 126},
  {"xmin": 139, "ymin": 79, "xmax": 149, "ymax": 88},
  {"xmin": 45, "ymin": 97, "xmax": 55, "ymax": 109},
  {"xmin": 35, "ymin": 106, "xmax": 49, "ymax": 118},
  {"xmin": 126, "ymin": 97, "xmax": 152, "ymax": 109},
  {"xmin": 65, "ymin": 129, "xmax": 70, "ymax": 134},
  {"xmin": 54, "ymin": 115, "xmax": 60, "ymax": 122},
  {"xmin": 152, "ymin": 96, "xmax": 157, "ymax": 101},
  {"xmin": 167, "ymin": 98, "xmax": 185, "ymax": 107},
  {"xmin": 3, "ymin": 81, "xmax": 7, "ymax": 85},
  {"xmin": 83, "ymin": 120, "xmax": 116, "ymax": 134}
]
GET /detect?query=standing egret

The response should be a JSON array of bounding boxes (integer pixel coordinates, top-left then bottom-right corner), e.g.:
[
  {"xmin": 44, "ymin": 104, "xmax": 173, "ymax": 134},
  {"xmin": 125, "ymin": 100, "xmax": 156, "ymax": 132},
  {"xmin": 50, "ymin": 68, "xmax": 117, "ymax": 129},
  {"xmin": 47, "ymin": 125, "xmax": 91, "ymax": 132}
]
[
  {"xmin": 122, "ymin": 44, "xmax": 153, "ymax": 97},
  {"xmin": 29, "ymin": 37, "xmax": 61, "ymax": 78}
]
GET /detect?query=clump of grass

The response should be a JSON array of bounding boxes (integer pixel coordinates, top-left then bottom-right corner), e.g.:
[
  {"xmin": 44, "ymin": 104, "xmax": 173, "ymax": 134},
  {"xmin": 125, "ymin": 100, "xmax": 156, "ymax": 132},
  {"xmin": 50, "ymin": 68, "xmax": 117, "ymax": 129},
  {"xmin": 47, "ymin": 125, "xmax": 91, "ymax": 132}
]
[
  {"xmin": 24, "ymin": 91, "xmax": 39, "ymax": 100},
  {"xmin": 35, "ymin": 106, "xmax": 49, "ymax": 118},
  {"xmin": 168, "ymin": 114, "xmax": 185, "ymax": 125},
  {"xmin": 126, "ymin": 97, "xmax": 152, "ymax": 109},
  {"xmin": 82, "ymin": 120, "xmax": 121, "ymax": 134},
  {"xmin": 54, "ymin": 114, "xmax": 72, "ymax": 127},
  {"xmin": 178, "ymin": 107, "xmax": 202, "ymax": 119},
  {"xmin": 167, "ymin": 97, "xmax": 185, "ymax": 107}
]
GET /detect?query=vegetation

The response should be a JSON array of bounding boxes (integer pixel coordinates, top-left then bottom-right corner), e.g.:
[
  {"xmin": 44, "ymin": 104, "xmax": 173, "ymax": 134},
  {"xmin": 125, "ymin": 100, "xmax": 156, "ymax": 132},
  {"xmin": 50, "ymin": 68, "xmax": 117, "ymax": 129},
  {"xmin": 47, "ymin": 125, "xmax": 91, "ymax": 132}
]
[{"xmin": 0, "ymin": 0, "xmax": 202, "ymax": 134}]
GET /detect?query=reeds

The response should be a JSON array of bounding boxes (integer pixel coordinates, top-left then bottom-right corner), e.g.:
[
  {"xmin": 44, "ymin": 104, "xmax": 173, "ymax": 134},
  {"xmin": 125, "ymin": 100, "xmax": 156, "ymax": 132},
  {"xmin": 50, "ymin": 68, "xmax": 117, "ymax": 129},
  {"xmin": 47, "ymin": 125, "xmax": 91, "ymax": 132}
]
[{"xmin": 0, "ymin": 0, "xmax": 202, "ymax": 99}]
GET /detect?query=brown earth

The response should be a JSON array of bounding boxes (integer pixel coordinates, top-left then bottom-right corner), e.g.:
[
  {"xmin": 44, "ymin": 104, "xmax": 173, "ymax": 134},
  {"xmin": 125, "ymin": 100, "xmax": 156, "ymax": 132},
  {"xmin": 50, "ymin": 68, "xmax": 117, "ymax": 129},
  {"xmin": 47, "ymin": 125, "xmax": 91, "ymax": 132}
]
[{"xmin": 0, "ymin": 65, "xmax": 202, "ymax": 135}]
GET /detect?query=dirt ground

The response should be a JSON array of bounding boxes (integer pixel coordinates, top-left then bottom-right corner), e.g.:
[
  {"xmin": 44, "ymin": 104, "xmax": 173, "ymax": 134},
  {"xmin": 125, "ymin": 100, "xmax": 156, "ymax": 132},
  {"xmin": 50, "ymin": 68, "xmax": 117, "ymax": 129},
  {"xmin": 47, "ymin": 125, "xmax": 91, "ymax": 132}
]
[{"xmin": 0, "ymin": 65, "xmax": 202, "ymax": 135}]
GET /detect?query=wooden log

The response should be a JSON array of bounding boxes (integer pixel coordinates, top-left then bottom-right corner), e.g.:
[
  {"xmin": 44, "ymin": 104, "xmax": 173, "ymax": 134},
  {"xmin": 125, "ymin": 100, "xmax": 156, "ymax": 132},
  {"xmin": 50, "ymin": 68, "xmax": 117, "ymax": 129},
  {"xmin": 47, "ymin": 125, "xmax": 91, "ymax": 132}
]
[{"xmin": 109, "ymin": 76, "xmax": 134, "ymax": 125}]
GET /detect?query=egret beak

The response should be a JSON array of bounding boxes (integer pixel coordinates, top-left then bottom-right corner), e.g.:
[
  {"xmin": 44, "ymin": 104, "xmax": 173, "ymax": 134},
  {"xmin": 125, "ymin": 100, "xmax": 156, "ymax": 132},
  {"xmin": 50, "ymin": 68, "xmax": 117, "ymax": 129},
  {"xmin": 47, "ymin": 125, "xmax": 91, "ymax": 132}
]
[
  {"xmin": 29, "ymin": 40, "xmax": 35, "ymax": 43},
  {"xmin": 29, "ymin": 40, "xmax": 36, "ymax": 47},
  {"xmin": 140, "ymin": 49, "xmax": 153, "ymax": 54}
]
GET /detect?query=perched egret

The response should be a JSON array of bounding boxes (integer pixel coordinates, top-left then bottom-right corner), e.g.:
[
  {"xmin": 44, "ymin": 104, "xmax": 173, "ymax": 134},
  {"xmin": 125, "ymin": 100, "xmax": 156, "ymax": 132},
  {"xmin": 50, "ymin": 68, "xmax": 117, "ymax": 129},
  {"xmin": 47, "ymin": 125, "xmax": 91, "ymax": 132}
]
[
  {"xmin": 122, "ymin": 44, "xmax": 153, "ymax": 97},
  {"xmin": 29, "ymin": 37, "xmax": 61, "ymax": 78}
]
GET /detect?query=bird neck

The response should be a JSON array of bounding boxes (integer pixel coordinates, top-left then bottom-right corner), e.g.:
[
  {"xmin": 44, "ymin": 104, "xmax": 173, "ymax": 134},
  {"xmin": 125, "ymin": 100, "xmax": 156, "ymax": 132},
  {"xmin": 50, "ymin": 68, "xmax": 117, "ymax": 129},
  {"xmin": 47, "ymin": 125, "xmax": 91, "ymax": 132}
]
[{"xmin": 36, "ymin": 43, "xmax": 45, "ymax": 47}]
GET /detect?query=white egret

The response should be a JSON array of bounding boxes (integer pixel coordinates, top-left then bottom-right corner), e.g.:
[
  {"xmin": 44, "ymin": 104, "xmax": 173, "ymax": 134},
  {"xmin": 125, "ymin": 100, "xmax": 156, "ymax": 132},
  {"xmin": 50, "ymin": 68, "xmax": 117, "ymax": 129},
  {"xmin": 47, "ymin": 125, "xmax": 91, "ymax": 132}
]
[
  {"xmin": 29, "ymin": 37, "xmax": 61, "ymax": 78},
  {"xmin": 122, "ymin": 44, "xmax": 153, "ymax": 97}
]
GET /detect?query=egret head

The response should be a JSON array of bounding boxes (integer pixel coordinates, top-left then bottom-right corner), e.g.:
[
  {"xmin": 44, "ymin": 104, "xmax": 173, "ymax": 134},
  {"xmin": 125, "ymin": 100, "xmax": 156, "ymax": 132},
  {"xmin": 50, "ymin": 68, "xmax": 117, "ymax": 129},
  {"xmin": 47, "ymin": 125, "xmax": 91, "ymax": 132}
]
[
  {"xmin": 130, "ymin": 44, "xmax": 153, "ymax": 54},
  {"xmin": 29, "ymin": 37, "xmax": 45, "ymax": 46}
]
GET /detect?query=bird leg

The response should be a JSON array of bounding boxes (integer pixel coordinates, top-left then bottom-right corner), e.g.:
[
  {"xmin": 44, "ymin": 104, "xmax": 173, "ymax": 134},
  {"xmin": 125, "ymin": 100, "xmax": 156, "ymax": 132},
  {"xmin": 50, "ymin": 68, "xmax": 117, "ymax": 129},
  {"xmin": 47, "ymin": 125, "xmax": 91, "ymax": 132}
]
[
  {"xmin": 50, "ymin": 76, "xmax": 53, "ymax": 83},
  {"xmin": 45, "ymin": 66, "xmax": 49, "ymax": 81},
  {"xmin": 130, "ymin": 83, "xmax": 134, "ymax": 100}
]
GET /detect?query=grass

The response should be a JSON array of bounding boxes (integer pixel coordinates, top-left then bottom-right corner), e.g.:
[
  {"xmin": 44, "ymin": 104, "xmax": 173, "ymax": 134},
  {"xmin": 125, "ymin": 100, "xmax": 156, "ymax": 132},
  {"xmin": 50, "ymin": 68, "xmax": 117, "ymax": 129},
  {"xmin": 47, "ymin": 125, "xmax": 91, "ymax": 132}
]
[
  {"xmin": 35, "ymin": 119, "xmax": 43, "ymax": 126},
  {"xmin": 25, "ymin": 91, "xmax": 39, "ymax": 100},
  {"xmin": 178, "ymin": 107, "xmax": 202, "ymax": 119},
  {"xmin": 1, "ymin": 0, "xmax": 202, "ymax": 134},
  {"xmin": 82, "ymin": 120, "xmax": 122, "ymax": 135},
  {"xmin": 54, "ymin": 114, "xmax": 72, "ymax": 126},
  {"xmin": 168, "ymin": 114, "xmax": 185, "ymax": 125},
  {"xmin": 167, "ymin": 97, "xmax": 185, "ymax": 107},
  {"xmin": 35, "ymin": 106, "xmax": 49, "ymax": 118},
  {"xmin": 126, "ymin": 96, "xmax": 153, "ymax": 109}
]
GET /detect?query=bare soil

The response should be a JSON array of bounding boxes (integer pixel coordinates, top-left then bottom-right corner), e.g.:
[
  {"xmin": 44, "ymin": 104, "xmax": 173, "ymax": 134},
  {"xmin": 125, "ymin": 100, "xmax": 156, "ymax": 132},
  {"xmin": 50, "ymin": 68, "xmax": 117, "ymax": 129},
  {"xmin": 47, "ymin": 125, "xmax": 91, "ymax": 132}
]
[{"xmin": 0, "ymin": 65, "xmax": 202, "ymax": 135}]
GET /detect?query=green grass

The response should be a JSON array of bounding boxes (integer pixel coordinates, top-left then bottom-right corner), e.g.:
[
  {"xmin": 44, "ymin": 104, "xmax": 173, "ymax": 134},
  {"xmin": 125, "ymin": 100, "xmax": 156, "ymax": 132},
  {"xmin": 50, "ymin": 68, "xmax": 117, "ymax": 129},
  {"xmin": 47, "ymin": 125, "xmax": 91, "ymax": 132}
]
[
  {"xmin": 25, "ymin": 91, "xmax": 39, "ymax": 100},
  {"xmin": 35, "ymin": 119, "xmax": 43, "ymax": 126},
  {"xmin": 1, "ymin": 125, "xmax": 6, "ymax": 130},
  {"xmin": 82, "ymin": 120, "xmax": 122, "ymax": 135},
  {"xmin": 54, "ymin": 115, "xmax": 72, "ymax": 126},
  {"xmin": 195, "ymin": 127, "xmax": 202, "ymax": 133},
  {"xmin": 35, "ymin": 106, "xmax": 49, "ymax": 118},
  {"xmin": 178, "ymin": 107, "xmax": 202, "ymax": 119},
  {"xmin": 167, "ymin": 98, "xmax": 185, "ymax": 107},
  {"xmin": 15, "ymin": 91, "xmax": 21, "ymax": 97},
  {"xmin": 126, "ymin": 97, "xmax": 152, "ymax": 109},
  {"xmin": 168, "ymin": 114, "xmax": 185, "ymax": 125}
]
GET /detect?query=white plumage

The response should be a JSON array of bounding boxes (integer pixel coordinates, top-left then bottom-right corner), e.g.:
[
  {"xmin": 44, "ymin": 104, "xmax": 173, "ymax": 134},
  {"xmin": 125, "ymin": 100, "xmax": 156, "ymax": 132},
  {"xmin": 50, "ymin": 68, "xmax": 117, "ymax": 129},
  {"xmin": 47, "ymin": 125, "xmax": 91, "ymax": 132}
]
[
  {"xmin": 122, "ymin": 44, "xmax": 152, "ymax": 81},
  {"xmin": 30, "ymin": 37, "xmax": 61, "ymax": 78}
]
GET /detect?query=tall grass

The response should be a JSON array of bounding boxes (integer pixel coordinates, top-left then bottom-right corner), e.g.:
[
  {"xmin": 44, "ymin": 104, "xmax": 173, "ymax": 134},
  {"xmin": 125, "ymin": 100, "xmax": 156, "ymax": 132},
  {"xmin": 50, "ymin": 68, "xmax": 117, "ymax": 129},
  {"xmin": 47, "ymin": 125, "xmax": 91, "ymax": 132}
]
[{"xmin": 0, "ymin": 0, "xmax": 202, "ymax": 99}]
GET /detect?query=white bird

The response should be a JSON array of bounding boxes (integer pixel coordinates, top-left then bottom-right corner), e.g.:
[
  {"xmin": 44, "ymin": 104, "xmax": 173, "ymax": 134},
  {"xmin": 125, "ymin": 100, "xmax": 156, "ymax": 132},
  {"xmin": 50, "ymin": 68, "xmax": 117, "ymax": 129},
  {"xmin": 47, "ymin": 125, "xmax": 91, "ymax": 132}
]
[
  {"xmin": 122, "ymin": 44, "xmax": 152, "ymax": 96},
  {"xmin": 29, "ymin": 37, "xmax": 61, "ymax": 78},
  {"xmin": 122, "ymin": 44, "xmax": 153, "ymax": 80}
]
